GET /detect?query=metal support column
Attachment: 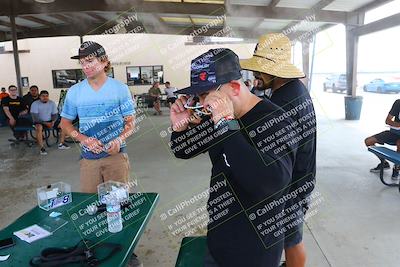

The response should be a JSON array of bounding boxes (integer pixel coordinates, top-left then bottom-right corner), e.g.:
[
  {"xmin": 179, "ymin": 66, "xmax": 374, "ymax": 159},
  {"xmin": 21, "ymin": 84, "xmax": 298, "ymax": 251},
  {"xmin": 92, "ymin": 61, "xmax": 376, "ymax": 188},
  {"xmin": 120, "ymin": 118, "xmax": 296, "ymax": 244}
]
[
  {"xmin": 301, "ymin": 40, "xmax": 310, "ymax": 88},
  {"xmin": 10, "ymin": 0, "xmax": 22, "ymax": 96},
  {"xmin": 345, "ymin": 26, "xmax": 358, "ymax": 97}
]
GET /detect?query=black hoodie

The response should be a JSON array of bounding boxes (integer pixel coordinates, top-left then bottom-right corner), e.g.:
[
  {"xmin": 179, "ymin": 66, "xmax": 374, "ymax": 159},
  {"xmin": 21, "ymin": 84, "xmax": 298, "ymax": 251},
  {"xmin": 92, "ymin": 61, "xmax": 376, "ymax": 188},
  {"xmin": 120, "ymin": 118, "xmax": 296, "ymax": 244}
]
[{"xmin": 171, "ymin": 99, "xmax": 298, "ymax": 267}]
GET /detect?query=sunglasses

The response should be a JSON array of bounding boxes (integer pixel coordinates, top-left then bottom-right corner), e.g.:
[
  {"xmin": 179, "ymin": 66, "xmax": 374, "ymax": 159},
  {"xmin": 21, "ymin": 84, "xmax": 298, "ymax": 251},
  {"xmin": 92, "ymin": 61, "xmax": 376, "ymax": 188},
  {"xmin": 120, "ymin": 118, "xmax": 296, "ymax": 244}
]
[{"xmin": 184, "ymin": 84, "xmax": 222, "ymax": 116}]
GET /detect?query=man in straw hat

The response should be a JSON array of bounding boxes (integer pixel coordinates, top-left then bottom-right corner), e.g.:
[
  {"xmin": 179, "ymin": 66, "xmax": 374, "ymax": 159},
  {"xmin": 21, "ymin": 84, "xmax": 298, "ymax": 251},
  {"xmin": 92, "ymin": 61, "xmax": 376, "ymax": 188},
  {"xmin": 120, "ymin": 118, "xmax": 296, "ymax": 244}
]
[
  {"xmin": 170, "ymin": 48, "xmax": 299, "ymax": 267},
  {"xmin": 241, "ymin": 33, "xmax": 317, "ymax": 267}
]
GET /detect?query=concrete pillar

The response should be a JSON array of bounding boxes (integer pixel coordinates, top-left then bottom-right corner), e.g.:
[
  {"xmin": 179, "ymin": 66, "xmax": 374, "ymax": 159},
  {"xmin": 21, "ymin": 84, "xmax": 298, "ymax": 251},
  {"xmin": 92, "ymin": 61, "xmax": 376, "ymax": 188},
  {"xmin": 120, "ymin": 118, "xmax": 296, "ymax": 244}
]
[
  {"xmin": 345, "ymin": 26, "xmax": 359, "ymax": 97},
  {"xmin": 345, "ymin": 12, "xmax": 364, "ymax": 97},
  {"xmin": 10, "ymin": 13, "xmax": 22, "ymax": 96},
  {"xmin": 301, "ymin": 40, "xmax": 310, "ymax": 89}
]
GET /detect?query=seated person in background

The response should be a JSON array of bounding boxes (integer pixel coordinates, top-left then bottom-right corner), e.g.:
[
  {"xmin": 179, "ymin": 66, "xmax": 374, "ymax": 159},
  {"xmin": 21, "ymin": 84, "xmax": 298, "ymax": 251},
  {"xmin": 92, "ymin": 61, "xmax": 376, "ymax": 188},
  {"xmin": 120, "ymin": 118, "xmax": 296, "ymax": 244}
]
[
  {"xmin": 250, "ymin": 79, "xmax": 265, "ymax": 97},
  {"xmin": 148, "ymin": 81, "xmax": 162, "ymax": 115},
  {"xmin": 0, "ymin": 87, "xmax": 9, "ymax": 126},
  {"xmin": 365, "ymin": 99, "xmax": 400, "ymax": 179},
  {"xmin": 0, "ymin": 87, "xmax": 9, "ymax": 101},
  {"xmin": 164, "ymin": 81, "xmax": 177, "ymax": 108},
  {"xmin": 23, "ymin": 85, "xmax": 40, "ymax": 112},
  {"xmin": 244, "ymin": 79, "xmax": 252, "ymax": 91},
  {"xmin": 30, "ymin": 90, "xmax": 70, "ymax": 155},
  {"xmin": 1, "ymin": 85, "xmax": 28, "ymax": 140}
]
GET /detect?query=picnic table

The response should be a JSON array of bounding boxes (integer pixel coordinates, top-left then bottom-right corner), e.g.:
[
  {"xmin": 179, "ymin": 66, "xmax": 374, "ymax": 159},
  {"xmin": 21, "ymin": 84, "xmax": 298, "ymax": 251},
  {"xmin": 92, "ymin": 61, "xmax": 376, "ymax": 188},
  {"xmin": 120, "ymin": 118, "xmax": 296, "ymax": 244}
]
[{"xmin": 0, "ymin": 192, "xmax": 159, "ymax": 266}]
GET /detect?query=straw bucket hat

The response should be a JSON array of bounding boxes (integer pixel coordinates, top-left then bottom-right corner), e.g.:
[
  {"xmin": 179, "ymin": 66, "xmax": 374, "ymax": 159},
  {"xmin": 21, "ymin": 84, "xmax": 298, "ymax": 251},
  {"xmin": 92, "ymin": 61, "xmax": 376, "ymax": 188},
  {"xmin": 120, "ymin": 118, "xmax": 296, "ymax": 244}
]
[{"xmin": 240, "ymin": 33, "xmax": 305, "ymax": 79}]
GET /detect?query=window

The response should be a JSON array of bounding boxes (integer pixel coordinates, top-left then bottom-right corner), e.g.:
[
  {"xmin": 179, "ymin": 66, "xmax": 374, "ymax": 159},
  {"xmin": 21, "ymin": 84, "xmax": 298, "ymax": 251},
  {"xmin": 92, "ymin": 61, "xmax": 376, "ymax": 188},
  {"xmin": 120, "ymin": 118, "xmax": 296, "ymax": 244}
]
[
  {"xmin": 52, "ymin": 68, "xmax": 114, "ymax": 88},
  {"xmin": 126, "ymin": 65, "xmax": 164, "ymax": 85}
]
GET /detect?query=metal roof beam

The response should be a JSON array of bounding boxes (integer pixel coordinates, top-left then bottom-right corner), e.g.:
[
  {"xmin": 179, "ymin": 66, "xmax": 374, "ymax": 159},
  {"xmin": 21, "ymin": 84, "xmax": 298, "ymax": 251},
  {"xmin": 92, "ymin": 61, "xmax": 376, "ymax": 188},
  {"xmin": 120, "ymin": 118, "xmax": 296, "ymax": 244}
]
[
  {"xmin": 227, "ymin": 6, "xmax": 352, "ymax": 24},
  {"xmin": 0, "ymin": 19, "xmax": 29, "ymax": 31},
  {"xmin": 269, "ymin": 0, "xmax": 280, "ymax": 9},
  {"xmin": 20, "ymin": 15, "xmax": 57, "ymax": 27},
  {"xmin": 352, "ymin": 12, "xmax": 400, "ymax": 36},
  {"xmin": 85, "ymin": 12, "xmax": 107, "ymax": 23},
  {"xmin": 0, "ymin": 1, "xmax": 225, "ymax": 17}
]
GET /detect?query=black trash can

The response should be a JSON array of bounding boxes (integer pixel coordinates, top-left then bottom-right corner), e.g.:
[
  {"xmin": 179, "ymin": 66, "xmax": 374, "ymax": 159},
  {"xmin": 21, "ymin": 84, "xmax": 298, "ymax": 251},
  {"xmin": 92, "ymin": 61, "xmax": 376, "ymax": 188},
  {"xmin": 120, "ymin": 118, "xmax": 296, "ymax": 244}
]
[{"xmin": 344, "ymin": 96, "xmax": 363, "ymax": 120}]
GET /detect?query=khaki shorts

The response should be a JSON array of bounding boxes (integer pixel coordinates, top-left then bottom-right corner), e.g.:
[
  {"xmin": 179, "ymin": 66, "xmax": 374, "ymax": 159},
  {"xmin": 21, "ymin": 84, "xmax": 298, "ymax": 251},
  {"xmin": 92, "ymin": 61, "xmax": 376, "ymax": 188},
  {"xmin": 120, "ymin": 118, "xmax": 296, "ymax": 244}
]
[{"xmin": 80, "ymin": 153, "xmax": 131, "ymax": 193}]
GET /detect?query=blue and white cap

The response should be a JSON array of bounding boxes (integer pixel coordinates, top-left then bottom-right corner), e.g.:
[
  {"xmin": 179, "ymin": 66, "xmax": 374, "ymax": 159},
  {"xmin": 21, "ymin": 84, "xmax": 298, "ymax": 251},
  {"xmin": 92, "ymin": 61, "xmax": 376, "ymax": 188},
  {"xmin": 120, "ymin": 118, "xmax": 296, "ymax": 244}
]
[{"xmin": 176, "ymin": 48, "xmax": 243, "ymax": 95}]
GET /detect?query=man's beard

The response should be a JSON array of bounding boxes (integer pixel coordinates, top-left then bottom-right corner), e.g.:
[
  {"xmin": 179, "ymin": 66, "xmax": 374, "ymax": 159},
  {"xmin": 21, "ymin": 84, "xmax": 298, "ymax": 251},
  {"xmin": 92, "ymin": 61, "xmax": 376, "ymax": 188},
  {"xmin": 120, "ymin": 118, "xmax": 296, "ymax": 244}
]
[
  {"xmin": 255, "ymin": 77, "xmax": 273, "ymax": 91},
  {"xmin": 254, "ymin": 79, "xmax": 267, "ymax": 91}
]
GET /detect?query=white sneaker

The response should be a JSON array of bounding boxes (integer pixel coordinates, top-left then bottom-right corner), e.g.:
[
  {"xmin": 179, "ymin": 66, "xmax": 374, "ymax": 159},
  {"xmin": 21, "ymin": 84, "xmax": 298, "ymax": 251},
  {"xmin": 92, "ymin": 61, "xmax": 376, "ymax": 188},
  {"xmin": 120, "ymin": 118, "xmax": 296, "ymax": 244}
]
[
  {"xmin": 40, "ymin": 147, "xmax": 47, "ymax": 155},
  {"xmin": 58, "ymin": 143, "xmax": 70, "ymax": 150}
]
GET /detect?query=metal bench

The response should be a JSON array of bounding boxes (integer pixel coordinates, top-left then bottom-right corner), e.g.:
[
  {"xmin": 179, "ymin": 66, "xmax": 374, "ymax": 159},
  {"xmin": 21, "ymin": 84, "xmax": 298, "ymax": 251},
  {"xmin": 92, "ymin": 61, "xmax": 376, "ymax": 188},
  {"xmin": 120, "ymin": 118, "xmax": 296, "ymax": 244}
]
[{"xmin": 368, "ymin": 146, "xmax": 400, "ymax": 192}]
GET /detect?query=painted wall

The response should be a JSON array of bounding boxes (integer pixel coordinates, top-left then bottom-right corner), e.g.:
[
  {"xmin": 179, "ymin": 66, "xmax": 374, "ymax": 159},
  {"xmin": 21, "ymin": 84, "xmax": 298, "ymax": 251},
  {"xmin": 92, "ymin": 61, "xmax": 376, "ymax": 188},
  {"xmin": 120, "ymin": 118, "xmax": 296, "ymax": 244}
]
[{"xmin": 0, "ymin": 33, "xmax": 257, "ymax": 103}]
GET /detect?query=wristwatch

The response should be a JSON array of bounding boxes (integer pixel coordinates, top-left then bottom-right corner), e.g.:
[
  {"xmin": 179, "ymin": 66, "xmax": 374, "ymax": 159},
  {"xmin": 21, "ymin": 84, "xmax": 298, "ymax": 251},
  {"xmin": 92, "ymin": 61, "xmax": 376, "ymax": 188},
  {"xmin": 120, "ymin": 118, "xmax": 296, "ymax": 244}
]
[
  {"xmin": 215, "ymin": 117, "xmax": 240, "ymax": 130},
  {"xmin": 226, "ymin": 119, "xmax": 240, "ymax": 130}
]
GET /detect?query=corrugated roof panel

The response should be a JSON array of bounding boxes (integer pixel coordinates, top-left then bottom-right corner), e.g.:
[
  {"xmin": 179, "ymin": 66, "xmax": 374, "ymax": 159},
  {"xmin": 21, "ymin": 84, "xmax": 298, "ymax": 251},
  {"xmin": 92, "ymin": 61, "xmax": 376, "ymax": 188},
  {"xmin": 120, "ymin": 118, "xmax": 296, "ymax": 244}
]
[
  {"xmin": 96, "ymin": 12, "xmax": 124, "ymax": 22},
  {"xmin": 184, "ymin": 0, "xmax": 224, "ymax": 3},
  {"xmin": 0, "ymin": 25, "xmax": 10, "ymax": 31},
  {"xmin": 144, "ymin": 0, "xmax": 181, "ymax": 2},
  {"xmin": 290, "ymin": 21, "xmax": 328, "ymax": 31},
  {"xmin": 137, "ymin": 13, "xmax": 157, "ymax": 23},
  {"xmin": 258, "ymin": 19, "xmax": 291, "ymax": 30},
  {"xmin": 226, "ymin": 17, "xmax": 260, "ymax": 28},
  {"xmin": 277, "ymin": 0, "xmax": 321, "ymax": 9},
  {"xmin": 14, "ymin": 17, "xmax": 44, "ymax": 28},
  {"xmin": 230, "ymin": 0, "xmax": 271, "ymax": 5},
  {"xmin": 161, "ymin": 16, "xmax": 192, "ymax": 26},
  {"xmin": 323, "ymin": 0, "xmax": 374, "ymax": 12},
  {"xmin": 34, "ymin": 14, "xmax": 67, "ymax": 25},
  {"xmin": 145, "ymin": 0, "xmax": 224, "ymax": 2},
  {"xmin": 191, "ymin": 17, "xmax": 224, "ymax": 26}
]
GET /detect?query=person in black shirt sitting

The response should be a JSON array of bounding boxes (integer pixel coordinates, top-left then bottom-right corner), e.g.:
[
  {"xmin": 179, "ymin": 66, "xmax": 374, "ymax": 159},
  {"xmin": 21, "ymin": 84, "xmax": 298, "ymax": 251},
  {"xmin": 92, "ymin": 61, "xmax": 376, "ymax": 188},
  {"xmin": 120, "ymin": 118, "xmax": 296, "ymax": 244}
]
[
  {"xmin": 365, "ymin": 99, "xmax": 400, "ymax": 179},
  {"xmin": 170, "ymin": 49, "xmax": 299, "ymax": 267},
  {"xmin": 22, "ymin": 85, "xmax": 40, "ymax": 112},
  {"xmin": 1, "ymin": 85, "xmax": 29, "ymax": 140}
]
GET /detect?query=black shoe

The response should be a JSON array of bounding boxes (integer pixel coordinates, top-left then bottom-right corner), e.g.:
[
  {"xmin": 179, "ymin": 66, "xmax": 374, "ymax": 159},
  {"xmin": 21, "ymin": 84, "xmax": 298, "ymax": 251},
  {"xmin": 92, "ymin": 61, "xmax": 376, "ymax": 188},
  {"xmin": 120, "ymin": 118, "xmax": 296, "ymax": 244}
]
[
  {"xmin": 127, "ymin": 253, "xmax": 143, "ymax": 267},
  {"xmin": 370, "ymin": 161, "xmax": 390, "ymax": 173},
  {"xmin": 280, "ymin": 262, "xmax": 286, "ymax": 267},
  {"xmin": 40, "ymin": 147, "xmax": 47, "ymax": 155},
  {"xmin": 391, "ymin": 165, "xmax": 399, "ymax": 180}
]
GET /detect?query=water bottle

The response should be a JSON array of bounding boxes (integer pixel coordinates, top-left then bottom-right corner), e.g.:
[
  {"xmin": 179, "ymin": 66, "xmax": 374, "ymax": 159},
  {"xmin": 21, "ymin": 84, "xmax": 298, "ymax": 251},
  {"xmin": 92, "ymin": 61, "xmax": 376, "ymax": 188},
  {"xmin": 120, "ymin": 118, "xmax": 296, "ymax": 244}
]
[{"xmin": 106, "ymin": 197, "xmax": 123, "ymax": 233}]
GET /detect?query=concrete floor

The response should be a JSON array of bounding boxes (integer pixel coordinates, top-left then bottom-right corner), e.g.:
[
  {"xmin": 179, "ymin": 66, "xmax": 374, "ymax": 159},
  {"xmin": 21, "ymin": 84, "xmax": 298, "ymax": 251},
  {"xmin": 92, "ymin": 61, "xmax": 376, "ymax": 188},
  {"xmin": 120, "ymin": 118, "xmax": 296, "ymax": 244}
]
[{"xmin": 1, "ymin": 89, "xmax": 400, "ymax": 266}]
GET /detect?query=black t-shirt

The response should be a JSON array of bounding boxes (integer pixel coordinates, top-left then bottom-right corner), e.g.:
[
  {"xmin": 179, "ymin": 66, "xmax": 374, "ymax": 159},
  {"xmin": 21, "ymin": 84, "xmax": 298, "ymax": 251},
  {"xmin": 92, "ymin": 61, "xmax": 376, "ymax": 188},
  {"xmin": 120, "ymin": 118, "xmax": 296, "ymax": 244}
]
[
  {"xmin": 270, "ymin": 79, "xmax": 317, "ymax": 201},
  {"xmin": 171, "ymin": 99, "xmax": 299, "ymax": 267},
  {"xmin": 23, "ymin": 93, "xmax": 39, "ymax": 112},
  {"xmin": 1, "ymin": 96, "xmax": 25, "ymax": 119},
  {"xmin": 389, "ymin": 99, "xmax": 400, "ymax": 122}
]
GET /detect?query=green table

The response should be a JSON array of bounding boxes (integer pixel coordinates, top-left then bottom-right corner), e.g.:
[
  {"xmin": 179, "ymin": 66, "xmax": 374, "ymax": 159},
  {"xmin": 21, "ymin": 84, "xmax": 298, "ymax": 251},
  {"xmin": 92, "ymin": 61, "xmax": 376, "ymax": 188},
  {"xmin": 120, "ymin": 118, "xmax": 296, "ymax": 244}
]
[
  {"xmin": 175, "ymin": 236, "xmax": 207, "ymax": 267},
  {"xmin": 0, "ymin": 192, "xmax": 159, "ymax": 266}
]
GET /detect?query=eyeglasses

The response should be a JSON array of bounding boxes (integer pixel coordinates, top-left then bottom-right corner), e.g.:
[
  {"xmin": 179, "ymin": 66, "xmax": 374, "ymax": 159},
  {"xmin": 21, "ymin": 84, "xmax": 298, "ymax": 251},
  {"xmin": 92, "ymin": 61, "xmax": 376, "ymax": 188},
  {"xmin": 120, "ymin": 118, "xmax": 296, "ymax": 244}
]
[{"xmin": 184, "ymin": 84, "xmax": 222, "ymax": 116}]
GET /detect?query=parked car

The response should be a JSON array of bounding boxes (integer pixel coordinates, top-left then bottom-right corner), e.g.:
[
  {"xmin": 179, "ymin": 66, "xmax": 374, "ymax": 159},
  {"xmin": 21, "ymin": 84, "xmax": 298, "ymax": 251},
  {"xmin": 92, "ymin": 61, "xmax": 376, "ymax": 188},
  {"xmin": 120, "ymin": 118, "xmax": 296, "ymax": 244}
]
[
  {"xmin": 323, "ymin": 74, "xmax": 347, "ymax": 93},
  {"xmin": 363, "ymin": 78, "xmax": 400, "ymax": 93}
]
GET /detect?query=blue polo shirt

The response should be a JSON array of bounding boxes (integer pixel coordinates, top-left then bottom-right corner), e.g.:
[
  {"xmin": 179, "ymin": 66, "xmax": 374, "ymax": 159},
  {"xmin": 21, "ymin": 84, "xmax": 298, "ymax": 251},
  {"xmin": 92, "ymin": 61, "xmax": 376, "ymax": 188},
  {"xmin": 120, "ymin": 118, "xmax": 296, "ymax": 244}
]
[{"xmin": 61, "ymin": 77, "xmax": 135, "ymax": 159}]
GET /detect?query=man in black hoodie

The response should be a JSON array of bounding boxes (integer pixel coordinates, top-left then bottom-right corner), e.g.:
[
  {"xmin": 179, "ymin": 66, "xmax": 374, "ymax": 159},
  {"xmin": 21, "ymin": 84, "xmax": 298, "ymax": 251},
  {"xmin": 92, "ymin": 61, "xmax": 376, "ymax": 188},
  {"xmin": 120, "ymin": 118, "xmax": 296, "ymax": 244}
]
[
  {"xmin": 170, "ymin": 48, "xmax": 299, "ymax": 267},
  {"xmin": 241, "ymin": 33, "xmax": 317, "ymax": 267}
]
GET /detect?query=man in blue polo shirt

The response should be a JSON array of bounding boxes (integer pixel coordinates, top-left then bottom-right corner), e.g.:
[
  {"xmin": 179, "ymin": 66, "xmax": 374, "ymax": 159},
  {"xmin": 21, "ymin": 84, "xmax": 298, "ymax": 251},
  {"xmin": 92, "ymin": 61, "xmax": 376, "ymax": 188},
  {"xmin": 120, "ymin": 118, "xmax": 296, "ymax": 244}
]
[{"xmin": 60, "ymin": 41, "xmax": 136, "ymax": 193}]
